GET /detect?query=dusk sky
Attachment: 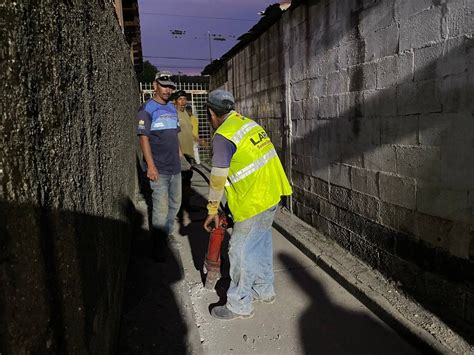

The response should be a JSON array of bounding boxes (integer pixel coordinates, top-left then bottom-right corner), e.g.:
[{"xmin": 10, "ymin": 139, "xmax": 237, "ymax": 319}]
[{"xmin": 138, "ymin": 0, "xmax": 274, "ymax": 75}]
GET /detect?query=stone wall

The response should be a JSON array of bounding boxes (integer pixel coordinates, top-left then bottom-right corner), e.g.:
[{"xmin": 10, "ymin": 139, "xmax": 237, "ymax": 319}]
[
  {"xmin": 0, "ymin": 1, "xmax": 140, "ymax": 353},
  {"xmin": 211, "ymin": 0, "xmax": 474, "ymax": 341}
]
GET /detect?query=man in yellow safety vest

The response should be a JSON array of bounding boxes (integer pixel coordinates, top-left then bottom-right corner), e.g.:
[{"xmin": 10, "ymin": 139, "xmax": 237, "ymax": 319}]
[{"xmin": 203, "ymin": 89, "xmax": 292, "ymax": 320}]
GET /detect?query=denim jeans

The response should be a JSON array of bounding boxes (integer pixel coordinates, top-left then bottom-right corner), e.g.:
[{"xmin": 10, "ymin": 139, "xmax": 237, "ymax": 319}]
[
  {"xmin": 150, "ymin": 173, "xmax": 182, "ymax": 237},
  {"xmin": 226, "ymin": 204, "xmax": 278, "ymax": 315}
]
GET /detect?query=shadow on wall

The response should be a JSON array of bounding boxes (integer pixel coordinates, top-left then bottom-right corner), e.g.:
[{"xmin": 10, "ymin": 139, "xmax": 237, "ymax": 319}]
[
  {"xmin": 0, "ymin": 198, "xmax": 187, "ymax": 354},
  {"xmin": 284, "ymin": 0, "xmax": 474, "ymax": 343},
  {"xmin": 278, "ymin": 253, "xmax": 422, "ymax": 355}
]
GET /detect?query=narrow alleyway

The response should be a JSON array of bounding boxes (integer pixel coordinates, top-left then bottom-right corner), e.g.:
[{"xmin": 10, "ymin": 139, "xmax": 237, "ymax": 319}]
[{"xmin": 120, "ymin": 167, "xmax": 420, "ymax": 354}]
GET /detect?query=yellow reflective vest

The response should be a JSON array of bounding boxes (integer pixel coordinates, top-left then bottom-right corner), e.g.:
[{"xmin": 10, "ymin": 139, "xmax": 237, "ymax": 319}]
[{"xmin": 215, "ymin": 111, "xmax": 292, "ymax": 222}]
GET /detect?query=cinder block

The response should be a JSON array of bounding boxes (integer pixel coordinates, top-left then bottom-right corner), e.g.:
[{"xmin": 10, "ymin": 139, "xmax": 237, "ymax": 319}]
[
  {"xmin": 359, "ymin": 0, "xmax": 395, "ymax": 37},
  {"xmin": 418, "ymin": 113, "xmax": 453, "ymax": 146},
  {"xmin": 303, "ymin": 97, "xmax": 319, "ymax": 120},
  {"xmin": 292, "ymin": 80, "xmax": 308, "ymax": 101},
  {"xmin": 396, "ymin": 146, "xmax": 441, "ymax": 182},
  {"xmin": 292, "ymin": 185, "xmax": 304, "ymax": 203},
  {"xmin": 291, "ymin": 100, "xmax": 304, "ymax": 120},
  {"xmin": 376, "ymin": 55, "xmax": 398, "ymax": 88},
  {"xmin": 319, "ymin": 199, "xmax": 337, "ymax": 221},
  {"xmin": 349, "ymin": 63, "xmax": 377, "ymax": 91},
  {"xmin": 337, "ymin": 92, "xmax": 362, "ymax": 119},
  {"xmin": 363, "ymin": 145, "xmax": 397, "ymax": 174},
  {"xmin": 399, "ymin": 6, "xmax": 443, "ymax": 51},
  {"xmin": 335, "ymin": 114, "xmax": 379, "ymax": 146},
  {"xmin": 394, "ymin": 0, "xmax": 432, "ymax": 20},
  {"xmin": 308, "ymin": 77, "xmax": 326, "ymax": 97},
  {"xmin": 350, "ymin": 189, "xmax": 380, "ymax": 221},
  {"xmin": 447, "ymin": 223, "xmax": 473, "ymax": 259},
  {"xmin": 292, "ymin": 135, "xmax": 304, "ymax": 156},
  {"xmin": 416, "ymin": 183, "xmax": 469, "ymax": 221},
  {"xmin": 293, "ymin": 59, "xmax": 308, "ymax": 82},
  {"xmin": 310, "ymin": 156, "xmax": 329, "ymax": 181},
  {"xmin": 439, "ymin": 74, "xmax": 469, "ymax": 113},
  {"xmin": 330, "ymin": 184, "xmax": 352, "ymax": 211},
  {"xmin": 303, "ymin": 190, "xmax": 321, "ymax": 212},
  {"xmin": 297, "ymin": 202, "xmax": 313, "ymax": 225},
  {"xmin": 414, "ymin": 212, "xmax": 454, "ymax": 249},
  {"xmin": 328, "ymin": 222, "xmax": 352, "ymax": 250},
  {"xmin": 380, "ymin": 115, "xmax": 418, "ymax": 145},
  {"xmin": 438, "ymin": 113, "xmax": 474, "ymax": 190},
  {"xmin": 351, "ymin": 167, "xmax": 379, "ymax": 197},
  {"xmin": 319, "ymin": 95, "xmax": 338, "ymax": 119},
  {"xmin": 312, "ymin": 213, "xmax": 330, "ymax": 235},
  {"xmin": 447, "ymin": 5, "xmax": 474, "ymax": 38},
  {"xmin": 379, "ymin": 201, "xmax": 416, "ymax": 235},
  {"xmin": 414, "ymin": 38, "xmax": 467, "ymax": 81},
  {"xmin": 397, "ymin": 80, "xmax": 441, "ymax": 116},
  {"xmin": 292, "ymin": 153, "xmax": 306, "ymax": 173},
  {"xmin": 320, "ymin": 49, "xmax": 339, "ymax": 76},
  {"xmin": 364, "ymin": 22, "xmax": 399, "ymax": 61},
  {"xmin": 363, "ymin": 87, "xmax": 397, "ymax": 117},
  {"xmin": 337, "ymin": 40, "xmax": 365, "ymax": 69},
  {"xmin": 303, "ymin": 133, "xmax": 315, "ymax": 157},
  {"xmin": 310, "ymin": 177, "xmax": 329, "ymax": 199},
  {"xmin": 327, "ymin": 70, "xmax": 348, "ymax": 95},
  {"xmin": 329, "ymin": 162, "xmax": 351, "ymax": 189},
  {"xmin": 379, "ymin": 172, "xmax": 416, "ymax": 210},
  {"xmin": 350, "ymin": 232, "xmax": 380, "ymax": 267}
]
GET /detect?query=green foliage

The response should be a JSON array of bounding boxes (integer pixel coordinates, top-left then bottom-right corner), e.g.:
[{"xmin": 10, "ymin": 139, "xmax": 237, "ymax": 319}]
[{"xmin": 137, "ymin": 61, "xmax": 158, "ymax": 83}]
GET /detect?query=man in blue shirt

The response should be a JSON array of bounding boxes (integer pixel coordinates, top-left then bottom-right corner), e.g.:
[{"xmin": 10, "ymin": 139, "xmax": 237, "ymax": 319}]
[{"xmin": 137, "ymin": 71, "xmax": 181, "ymax": 261}]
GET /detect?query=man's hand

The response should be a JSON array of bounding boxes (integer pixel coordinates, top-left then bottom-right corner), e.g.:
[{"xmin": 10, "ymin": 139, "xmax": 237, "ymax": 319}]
[
  {"xmin": 147, "ymin": 165, "xmax": 159, "ymax": 181},
  {"xmin": 204, "ymin": 213, "xmax": 220, "ymax": 232}
]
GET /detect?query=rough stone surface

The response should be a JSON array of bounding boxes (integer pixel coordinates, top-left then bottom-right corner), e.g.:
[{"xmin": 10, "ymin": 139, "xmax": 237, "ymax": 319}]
[{"xmin": 0, "ymin": 1, "xmax": 139, "ymax": 354}]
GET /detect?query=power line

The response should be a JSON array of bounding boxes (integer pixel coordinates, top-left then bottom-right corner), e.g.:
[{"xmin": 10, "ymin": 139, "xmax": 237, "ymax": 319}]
[
  {"xmin": 152, "ymin": 65, "xmax": 205, "ymax": 69},
  {"xmin": 141, "ymin": 12, "xmax": 257, "ymax": 22},
  {"xmin": 143, "ymin": 55, "xmax": 209, "ymax": 61}
]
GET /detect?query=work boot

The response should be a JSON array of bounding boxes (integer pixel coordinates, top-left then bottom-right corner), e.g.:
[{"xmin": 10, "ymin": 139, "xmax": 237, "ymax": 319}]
[{"xmin": 211, "ymin": 306, "xmax": 254, "ymax": 320}]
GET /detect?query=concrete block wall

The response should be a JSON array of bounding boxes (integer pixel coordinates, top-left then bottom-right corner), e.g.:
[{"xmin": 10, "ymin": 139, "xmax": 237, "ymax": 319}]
[
  {"xmin": 0, "ymin": 1, "xmax": 139, "ymax": 353},
  {"xmin": 289, "ymin": 0, "xmax": 474, "ymax": 340},
  {"xmin": 226, "ymin": 24, "xmax": 287, "ymax": 153},
  {"xmin": 210, "ymin": 0, "xmax": 474, "ymax": 341}
]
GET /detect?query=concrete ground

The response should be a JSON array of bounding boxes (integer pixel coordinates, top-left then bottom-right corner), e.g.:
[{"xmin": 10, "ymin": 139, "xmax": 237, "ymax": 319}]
[
  {"xmin": 120, "ymin": 166, "xmax": 468, "ymax": 354},
  {"xmin": 175, "ymin": 169, "xmax": 419, "ymax": 355}
]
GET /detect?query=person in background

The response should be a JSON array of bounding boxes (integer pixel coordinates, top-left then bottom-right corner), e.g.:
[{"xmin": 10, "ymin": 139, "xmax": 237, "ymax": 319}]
[
  {"xmin": 203, "ymin": 89, "xmax": 292, "ymax": 320},
  {"xmin": 136, "ymin": 71, "xmax": 181, "ymax": 262},
  {"xmin": 186, "ymin": 105, "xmax": 204, "ymax": 165},
  {"xmin": 173, "ymin": 90, "xmax": 194, "ymax": 218}
]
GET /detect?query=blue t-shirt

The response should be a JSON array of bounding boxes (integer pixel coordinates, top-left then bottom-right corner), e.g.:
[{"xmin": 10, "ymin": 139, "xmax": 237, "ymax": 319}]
[{"xmin": 137, "ymin": 99, "xmax": 181, "ymax": 175}]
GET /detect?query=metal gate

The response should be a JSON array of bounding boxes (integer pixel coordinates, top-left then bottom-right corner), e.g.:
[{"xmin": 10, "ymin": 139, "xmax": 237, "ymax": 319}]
[{"xmin": 140, "ymin": 82, "xmax": 212, "ymax": 163}]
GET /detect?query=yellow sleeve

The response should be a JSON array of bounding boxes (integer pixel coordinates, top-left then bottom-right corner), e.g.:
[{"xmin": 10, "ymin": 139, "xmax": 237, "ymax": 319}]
[{"xmin": 191, "ymin": 115, "xmax": 199, "ymax": 138}]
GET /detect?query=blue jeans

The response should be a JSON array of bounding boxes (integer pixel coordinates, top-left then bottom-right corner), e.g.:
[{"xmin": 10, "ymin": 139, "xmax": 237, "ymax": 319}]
[
  {"xmin": 150, "ymin": 173, "xmax": 182, "ymax": 237},
  {"xmin": 226, "ymin": 204, "xmax": 278, "ymax": 315}
]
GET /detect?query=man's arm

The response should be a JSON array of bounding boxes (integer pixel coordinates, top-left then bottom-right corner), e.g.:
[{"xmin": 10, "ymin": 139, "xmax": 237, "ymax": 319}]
[
  {"xmin": 203, "ymin": 134, "xmax": 236, "ymax": 232},
  {"xmin": 139, "ymin": 135, "xmax": 159, "ymax": 181}
]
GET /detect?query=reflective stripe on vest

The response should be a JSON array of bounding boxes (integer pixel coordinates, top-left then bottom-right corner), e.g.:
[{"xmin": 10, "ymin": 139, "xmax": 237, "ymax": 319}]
[
  {"xmin": 231, "ymin": 121, "xmax": 259, "ymax": 144},
  {"xmin": 228, "ymin": 148, "xmax": 278, "ymax": 184}
]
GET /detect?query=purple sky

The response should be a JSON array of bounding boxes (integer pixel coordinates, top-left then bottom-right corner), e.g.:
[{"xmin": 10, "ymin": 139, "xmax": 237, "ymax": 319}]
[{"xmin": 138, "ymin": 0, "xmax": 273, "ymax": 75}]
